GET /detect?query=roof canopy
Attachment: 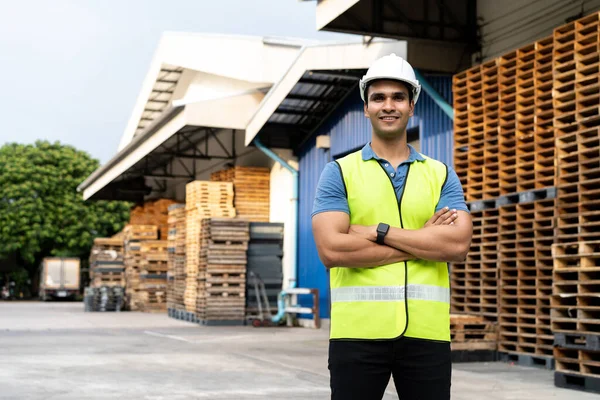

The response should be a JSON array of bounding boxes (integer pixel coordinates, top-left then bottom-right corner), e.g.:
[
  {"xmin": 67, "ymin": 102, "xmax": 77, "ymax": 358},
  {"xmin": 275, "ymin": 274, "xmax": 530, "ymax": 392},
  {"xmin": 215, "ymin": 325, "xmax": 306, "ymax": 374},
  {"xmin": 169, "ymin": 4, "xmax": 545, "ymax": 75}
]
[
  {"xmin": 79, "ymin": 33, "xmax": 309, "ymax": 202},
  {"xmin": 305, "ymin": 0, "xmax": 477, "ymax": 73},
  {"xmin": 245, "ymin": 40, "xmax": 407, "ymax": 148}
]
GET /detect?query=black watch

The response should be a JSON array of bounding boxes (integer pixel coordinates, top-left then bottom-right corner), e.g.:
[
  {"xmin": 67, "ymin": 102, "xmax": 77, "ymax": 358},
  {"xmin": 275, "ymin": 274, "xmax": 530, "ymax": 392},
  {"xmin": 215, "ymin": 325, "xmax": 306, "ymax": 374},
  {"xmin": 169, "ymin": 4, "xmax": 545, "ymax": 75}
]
[{"xmin": 376, "ymin": 223, "xmax": 390, "ymax": 245}]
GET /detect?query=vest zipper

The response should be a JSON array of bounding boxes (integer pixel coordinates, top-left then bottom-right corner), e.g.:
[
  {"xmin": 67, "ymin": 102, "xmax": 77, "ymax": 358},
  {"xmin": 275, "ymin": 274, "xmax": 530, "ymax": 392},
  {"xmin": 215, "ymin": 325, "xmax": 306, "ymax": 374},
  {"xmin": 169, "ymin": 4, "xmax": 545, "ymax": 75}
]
[{"xmin": 377, "ymin": 162, "xmax": 411, "ymax": 339}]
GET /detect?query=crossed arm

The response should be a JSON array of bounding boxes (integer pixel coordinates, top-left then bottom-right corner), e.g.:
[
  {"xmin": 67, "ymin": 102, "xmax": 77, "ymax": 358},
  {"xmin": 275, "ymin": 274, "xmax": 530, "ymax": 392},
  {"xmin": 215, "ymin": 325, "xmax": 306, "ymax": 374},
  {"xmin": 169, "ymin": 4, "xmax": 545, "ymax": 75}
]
[{"xmin": 312, "ymin": 208, "xmax": 472, "ymax": 269}]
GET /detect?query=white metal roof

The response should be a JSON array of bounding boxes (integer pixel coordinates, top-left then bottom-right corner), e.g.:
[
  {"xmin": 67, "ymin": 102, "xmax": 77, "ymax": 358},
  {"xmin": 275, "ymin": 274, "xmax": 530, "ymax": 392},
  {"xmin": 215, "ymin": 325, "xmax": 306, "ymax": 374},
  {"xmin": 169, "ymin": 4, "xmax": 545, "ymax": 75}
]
[
  {"xmin": 81, "ymin": 33, "xmax": 312, "ymax": 201},
  {"xmin": 118, "ymin": 32, "xmax": 310, "ymax": 151},
  {"xmin": 244, "ymin": 39, "xmax": 407, "ymax": 146}
]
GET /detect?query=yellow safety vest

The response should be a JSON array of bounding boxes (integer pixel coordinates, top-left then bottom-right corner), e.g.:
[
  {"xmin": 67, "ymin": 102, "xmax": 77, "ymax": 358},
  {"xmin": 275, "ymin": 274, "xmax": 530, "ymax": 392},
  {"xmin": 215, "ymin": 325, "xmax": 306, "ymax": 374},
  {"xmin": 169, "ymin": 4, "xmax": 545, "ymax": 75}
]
[{"xmin": 331, "ymin": 150, "xmax": 450, "ymax": 341}]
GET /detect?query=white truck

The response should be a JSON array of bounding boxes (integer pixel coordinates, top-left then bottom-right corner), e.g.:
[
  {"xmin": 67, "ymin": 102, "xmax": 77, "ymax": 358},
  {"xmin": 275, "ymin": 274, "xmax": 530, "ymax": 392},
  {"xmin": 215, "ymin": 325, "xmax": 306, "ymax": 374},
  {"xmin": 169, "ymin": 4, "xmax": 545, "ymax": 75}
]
[{"xmin": 39, "ymin": 258, "xmax": 80, "ymax": 301}]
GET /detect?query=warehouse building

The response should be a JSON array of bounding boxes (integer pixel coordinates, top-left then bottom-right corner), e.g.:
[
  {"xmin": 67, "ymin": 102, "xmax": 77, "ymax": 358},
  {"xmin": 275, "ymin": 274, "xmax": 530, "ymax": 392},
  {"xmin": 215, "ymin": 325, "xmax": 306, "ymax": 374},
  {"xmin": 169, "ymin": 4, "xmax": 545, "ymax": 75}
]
[{"xmin": 81, "ymin": 1, "xmax": 600, "ymax": 393}]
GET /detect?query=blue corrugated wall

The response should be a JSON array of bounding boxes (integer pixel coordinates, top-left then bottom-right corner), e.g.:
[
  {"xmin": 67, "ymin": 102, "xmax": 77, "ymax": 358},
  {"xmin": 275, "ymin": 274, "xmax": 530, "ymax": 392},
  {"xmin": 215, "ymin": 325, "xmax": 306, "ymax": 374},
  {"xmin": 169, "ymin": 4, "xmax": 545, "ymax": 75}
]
[
  {"xmin": 297, "ymin": 134, "xmax": 330, "ymax": 319},
  {"xmin": 418, "ymin": 75, "xmax": 454, "ymax": 166},
  {"xmin": 297, "ymin": 74, "xmax": 453, "ymax": 318}
]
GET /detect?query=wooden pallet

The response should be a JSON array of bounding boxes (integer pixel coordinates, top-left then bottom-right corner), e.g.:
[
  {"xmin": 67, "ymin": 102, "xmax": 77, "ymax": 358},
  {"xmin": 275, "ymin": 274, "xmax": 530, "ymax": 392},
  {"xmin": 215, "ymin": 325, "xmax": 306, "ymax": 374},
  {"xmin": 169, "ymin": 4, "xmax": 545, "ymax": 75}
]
[
  {"xmin": 555, "ymin": 347, "xmax": 600, "ymax": 377},
  {"xmin": 210, "ymin": 166, "xmax": 271, "ymax": 222},
  {"xmin": 124, "ymin": 225, "xmax": 159, "ymax": 241}
]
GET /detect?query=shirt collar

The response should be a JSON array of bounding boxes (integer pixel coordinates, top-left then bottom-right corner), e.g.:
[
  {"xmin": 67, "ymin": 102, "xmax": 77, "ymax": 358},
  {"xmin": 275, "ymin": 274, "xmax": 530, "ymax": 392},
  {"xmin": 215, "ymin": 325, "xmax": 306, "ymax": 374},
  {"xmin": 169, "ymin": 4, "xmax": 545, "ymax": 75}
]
[{"xmin": 361, "ymin": 142, "xmax": 425, "ymax": 163}]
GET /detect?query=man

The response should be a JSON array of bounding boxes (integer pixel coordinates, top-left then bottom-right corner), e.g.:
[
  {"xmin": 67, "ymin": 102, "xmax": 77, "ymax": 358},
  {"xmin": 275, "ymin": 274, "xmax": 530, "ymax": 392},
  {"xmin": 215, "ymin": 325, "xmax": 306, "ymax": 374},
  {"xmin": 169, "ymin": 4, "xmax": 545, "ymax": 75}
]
[{"xmin": 312, "ymin": 54, "xmax": 472, "ymax": 400}]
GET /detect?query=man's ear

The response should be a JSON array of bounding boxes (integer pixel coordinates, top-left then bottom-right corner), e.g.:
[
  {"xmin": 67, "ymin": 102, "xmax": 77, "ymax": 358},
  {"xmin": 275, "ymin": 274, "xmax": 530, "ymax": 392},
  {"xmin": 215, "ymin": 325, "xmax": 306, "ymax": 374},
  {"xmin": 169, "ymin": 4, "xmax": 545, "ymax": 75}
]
[
  {"xmin": 409, "ymin": 100, "xmax": 415, "ymax": 117},
  {"xmin": 364, "ymin": 102, "xmax": 369, "ymax": 118}
]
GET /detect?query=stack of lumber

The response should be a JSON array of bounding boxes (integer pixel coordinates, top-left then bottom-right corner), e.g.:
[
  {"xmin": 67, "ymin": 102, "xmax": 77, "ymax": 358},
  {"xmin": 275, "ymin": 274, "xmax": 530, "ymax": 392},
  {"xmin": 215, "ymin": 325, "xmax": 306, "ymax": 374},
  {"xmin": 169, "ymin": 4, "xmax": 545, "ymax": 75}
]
[
  {"xmin": 89, "ymin": 238, "xmax": 125, "ymax": 288},
  {"xmin": 184, "ymin": 181, "xmax": 235, "ymax": 312},
  {"xmin": 167, "ymin": 204, "xmax": 186, "ymax": 310},
  {"xmin": 211, "ymin": 166, "xmax": 270, "ymax": 222},
  {"xmin": 129, "ymin": 198, "xmax": 178, "ymax": 239},
  {"xmin": 450, "ymin": 314, "xmax": 497, "ymax": 351},
  {"xmin": 196, "ymin": 218, "xmax": 249, "ymax": 324}
]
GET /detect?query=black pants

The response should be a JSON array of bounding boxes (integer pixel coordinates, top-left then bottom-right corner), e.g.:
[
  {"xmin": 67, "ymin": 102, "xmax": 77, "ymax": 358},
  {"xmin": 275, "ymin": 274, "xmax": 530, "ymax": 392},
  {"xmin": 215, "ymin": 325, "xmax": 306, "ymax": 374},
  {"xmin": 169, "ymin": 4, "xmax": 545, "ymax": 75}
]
[{"xmin": 329, "ymin": 337, "xmax": 451, "ymax": 400}]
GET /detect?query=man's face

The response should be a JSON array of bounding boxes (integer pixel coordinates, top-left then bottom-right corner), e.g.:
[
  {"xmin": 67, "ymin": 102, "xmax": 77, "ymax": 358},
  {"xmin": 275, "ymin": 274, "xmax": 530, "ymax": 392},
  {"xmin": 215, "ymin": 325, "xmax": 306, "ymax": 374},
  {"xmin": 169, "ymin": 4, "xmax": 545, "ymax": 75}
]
[{"xmin": 364, "ymin": 80, "xmax": 414, "ymax": 139}]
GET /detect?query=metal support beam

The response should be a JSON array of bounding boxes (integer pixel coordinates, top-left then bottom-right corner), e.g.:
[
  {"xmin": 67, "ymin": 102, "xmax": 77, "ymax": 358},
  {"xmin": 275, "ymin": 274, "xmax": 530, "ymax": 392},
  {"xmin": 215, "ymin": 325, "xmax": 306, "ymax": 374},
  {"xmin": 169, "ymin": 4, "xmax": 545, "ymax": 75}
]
[
  {"xmin": 436, "ymin": 0, "xmax": 469, "ymax": 38},
  {"xmin": 308, "ymin": 71, "xmax": 361, "ymax": 81},
  {"xmin": 414, "ymin": 70, "xmax": 454, "ymax": 120},
  {"xmin": 286, "ymin": 94, "xmax": 335, "ymax": 104},
  {"xmin": 142, "ymin": 174, "xmax": 194, "ymax": 181},
  {"xmin": 385, "ymin": 1, "xmax": 420, "ymax": 36},
  {"xmin": 275, "ymin": 108, "xmax": 324, "ymax": 118},
  {"xmin": 155, "ymin": 79, "xmax": 179, "ymax": 84},
  {"xmin": 298, "ymin": 78, "xmax": 348, "ymax": 86},
  {"xmin": 209, "ymin": 129, "xmax": 232, "ymax": 158},
  {"xmin": 152, "ymin": 152, "xmax": 231, "ymax": 160}
]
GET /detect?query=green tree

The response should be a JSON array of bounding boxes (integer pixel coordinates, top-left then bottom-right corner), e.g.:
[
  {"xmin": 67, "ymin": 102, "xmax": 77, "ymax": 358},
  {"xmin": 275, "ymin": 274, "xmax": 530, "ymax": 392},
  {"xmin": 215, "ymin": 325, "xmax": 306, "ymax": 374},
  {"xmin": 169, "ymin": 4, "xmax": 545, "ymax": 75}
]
[{"xmin": 0, "ymin": 140, "xmax": 130, "ymax": 277}]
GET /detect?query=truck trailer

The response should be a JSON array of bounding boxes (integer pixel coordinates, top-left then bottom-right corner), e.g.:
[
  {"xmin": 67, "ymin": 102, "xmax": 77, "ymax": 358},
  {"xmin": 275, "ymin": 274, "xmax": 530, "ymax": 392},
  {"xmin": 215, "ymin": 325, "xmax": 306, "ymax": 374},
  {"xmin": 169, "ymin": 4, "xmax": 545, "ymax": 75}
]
[{"xmin": 39, "ymin": 258, "xmax": 80, "ymax": 300}]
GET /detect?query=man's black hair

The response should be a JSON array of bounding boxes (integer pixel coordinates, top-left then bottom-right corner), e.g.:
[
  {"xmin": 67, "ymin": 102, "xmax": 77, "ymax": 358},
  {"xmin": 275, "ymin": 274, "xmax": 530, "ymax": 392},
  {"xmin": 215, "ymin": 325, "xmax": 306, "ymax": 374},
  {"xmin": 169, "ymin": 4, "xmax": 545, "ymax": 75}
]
[{"xmin": 364, "ymin": 80, "xmax": 414, "ymax": 105}]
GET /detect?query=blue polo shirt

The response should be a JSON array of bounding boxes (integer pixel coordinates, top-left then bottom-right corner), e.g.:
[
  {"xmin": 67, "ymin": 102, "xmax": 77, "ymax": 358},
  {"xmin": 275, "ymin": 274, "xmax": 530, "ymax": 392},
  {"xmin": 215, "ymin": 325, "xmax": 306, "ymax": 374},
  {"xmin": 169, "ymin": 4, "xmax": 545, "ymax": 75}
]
[{"xmin": 312, "ymin": 143, "xmax": 468, "ymax": 217}]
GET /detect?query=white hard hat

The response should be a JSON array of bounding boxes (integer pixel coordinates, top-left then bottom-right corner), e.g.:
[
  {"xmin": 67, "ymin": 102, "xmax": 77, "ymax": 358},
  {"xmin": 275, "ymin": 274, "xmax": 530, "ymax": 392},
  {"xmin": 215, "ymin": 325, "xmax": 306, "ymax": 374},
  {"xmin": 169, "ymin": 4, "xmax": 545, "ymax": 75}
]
[{"xmin": 360, "ymin": 53, "xmax": 421, "ymax": 104}]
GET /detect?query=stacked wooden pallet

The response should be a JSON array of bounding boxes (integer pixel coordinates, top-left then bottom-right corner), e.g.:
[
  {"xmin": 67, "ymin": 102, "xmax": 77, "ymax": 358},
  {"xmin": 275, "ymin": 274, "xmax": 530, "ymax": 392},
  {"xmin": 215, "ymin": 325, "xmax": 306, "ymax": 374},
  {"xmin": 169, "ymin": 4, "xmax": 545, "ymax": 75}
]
[
  {"xmin": 450, "ymin": 209, "xmax": 498, "ymax": 319},
  {"xmin": 552, "ymin": 241, "xmax": 600, "ymax": 393},
  {"xmin": 497, "ymin": 198, "xmax": 555, "ymax": 357},
  {"xmin": 131, "ymin": 240, "xmax": 169, "ymax": 312},
  {"xmin": 450, "ymin": 314, "xmax": 497, "ymax": 351},
  {"xmin": 196, "ymin": 218, "xmax": 249, "ymax": 324},
  {"xmin": 211, "ymin": 166, "xmax": 270, "ymax": 222},
  {"xmin": 452, "ymin": 13, "xmax": 600, "ymax": 374},
  {"xmin": 89, "ymin": 238, "xmax": 125, "ymax": 288},
  {"xmin": 551, "ymin": 13, "xmax": 600, "ymax": 393},
  {"xmin": 184, "ymin": 181, "xmax": 235, "ymax": 313},
  {"xmin": 129, "ymin": 198, "xmax": 177, "ymax": 239},
  {"xmin": 123, "ymin": 225, "xmax": 166, "ymax": 312},
  {"xmin": 451, "ymin": 195, "xmax": 555, "ymax": 359},
  {"xmin": 167, "ymin": 204, "xmax": 186, "ymax": 310},
  {"xmin": 453, "ymin": 34, "xmax": 555, "ymax": 201}
]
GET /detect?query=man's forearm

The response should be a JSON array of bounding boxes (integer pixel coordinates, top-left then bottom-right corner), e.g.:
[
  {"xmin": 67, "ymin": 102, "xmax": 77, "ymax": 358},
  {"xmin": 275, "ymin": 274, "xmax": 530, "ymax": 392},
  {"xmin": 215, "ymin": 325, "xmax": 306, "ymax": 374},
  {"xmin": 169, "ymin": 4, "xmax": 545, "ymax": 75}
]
[
  {"xmin": 319, "ymin": 233, "xmax": 412, "ymax": 268},
  {"xmin": 383, "ymin": 225, "xmax": 469, "ymax": 263}
]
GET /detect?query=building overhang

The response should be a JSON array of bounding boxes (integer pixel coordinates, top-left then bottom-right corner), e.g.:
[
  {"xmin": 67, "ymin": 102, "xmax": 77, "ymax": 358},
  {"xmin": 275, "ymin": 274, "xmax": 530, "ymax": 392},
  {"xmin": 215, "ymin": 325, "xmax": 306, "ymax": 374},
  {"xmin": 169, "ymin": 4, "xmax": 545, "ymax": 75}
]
[
  {"xmin": 78, "ymin": 90, "xmax": 265, "ymax": 202},
  {"xmin": 306, "ymin": 0, "xmax": 478, "ymax": 72},
  {"xmin": 245, "ymin": 40, "xmax": 408, "ymax": 149},
  {"xmin": 80, "ymin": 33, "xmax": 312, "ymax": 203}
]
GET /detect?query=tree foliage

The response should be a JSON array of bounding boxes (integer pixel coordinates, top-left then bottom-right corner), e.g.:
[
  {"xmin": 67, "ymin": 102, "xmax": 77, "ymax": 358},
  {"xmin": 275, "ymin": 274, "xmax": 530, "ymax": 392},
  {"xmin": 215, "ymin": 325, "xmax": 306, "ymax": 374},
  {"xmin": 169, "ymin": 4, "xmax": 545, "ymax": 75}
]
[{"xmin": 0, "ymin": 141, "xmax": 130, "ymax": 271}]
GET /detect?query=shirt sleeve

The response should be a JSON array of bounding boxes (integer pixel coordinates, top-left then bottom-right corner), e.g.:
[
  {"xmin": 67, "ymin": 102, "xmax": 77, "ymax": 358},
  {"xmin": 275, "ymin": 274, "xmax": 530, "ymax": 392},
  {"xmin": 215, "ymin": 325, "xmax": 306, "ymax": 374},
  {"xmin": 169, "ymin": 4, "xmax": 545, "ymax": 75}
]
[
  {"xmin": 311, "ymin": 161, "xmax": 350, "ymax": 217},
  {"xmin": 436, "ymin": 165, "xmax": 469, "ymax": 213}
]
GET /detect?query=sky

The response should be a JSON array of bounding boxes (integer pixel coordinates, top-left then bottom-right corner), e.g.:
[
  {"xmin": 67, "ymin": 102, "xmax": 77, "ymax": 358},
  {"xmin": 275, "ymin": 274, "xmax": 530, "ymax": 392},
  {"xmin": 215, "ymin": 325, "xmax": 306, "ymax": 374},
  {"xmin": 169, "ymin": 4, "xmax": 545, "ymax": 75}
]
[{"xmin": 0, "ymin": 0, "xmax": 353, "ymax": 164}]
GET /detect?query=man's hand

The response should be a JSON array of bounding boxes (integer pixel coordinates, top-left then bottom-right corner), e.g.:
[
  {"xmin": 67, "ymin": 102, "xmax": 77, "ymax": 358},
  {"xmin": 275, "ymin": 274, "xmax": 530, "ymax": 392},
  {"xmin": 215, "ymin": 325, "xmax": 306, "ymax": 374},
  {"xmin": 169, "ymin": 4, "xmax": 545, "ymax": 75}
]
[
  {"xmin": 348, "ymin": 208, "xmax": 457, "ymax": 242},
  {"xmin": 424, "ymin": 207, "xmax": 458, "ymax": 228}
]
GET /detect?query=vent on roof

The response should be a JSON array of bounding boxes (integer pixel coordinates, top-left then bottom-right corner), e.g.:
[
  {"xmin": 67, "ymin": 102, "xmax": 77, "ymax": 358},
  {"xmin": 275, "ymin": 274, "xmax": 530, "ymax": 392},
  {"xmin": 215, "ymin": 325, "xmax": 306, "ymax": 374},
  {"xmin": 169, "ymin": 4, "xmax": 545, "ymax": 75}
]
[{"xmin": 134, "ymin": 65, "xmax": 184, "ymax": 136}]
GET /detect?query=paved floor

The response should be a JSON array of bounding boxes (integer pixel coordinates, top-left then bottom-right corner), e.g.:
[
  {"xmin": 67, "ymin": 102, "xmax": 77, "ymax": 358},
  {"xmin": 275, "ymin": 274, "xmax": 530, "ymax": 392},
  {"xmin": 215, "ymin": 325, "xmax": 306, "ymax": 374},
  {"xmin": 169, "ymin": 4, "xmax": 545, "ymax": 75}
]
[{"xmin": 0, "ymin": 302, "xmax": 596, "ymax": 400}]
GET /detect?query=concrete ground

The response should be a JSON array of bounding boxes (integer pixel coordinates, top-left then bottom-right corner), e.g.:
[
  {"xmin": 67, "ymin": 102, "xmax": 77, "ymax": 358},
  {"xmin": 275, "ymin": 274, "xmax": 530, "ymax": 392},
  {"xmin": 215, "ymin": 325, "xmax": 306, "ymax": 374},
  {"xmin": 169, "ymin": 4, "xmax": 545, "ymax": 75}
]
[{"xmin": 0, "ymin": 302, "xmax": 596, "ymax": 400}]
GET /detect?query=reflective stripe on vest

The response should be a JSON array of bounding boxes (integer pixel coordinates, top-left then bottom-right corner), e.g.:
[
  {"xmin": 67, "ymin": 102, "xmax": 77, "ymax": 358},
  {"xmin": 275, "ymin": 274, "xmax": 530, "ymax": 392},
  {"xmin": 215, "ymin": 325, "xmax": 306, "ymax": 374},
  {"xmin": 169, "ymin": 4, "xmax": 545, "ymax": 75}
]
[{"xmin": 331, "ymin": 284, "xmax": 450, "ymax": 304}]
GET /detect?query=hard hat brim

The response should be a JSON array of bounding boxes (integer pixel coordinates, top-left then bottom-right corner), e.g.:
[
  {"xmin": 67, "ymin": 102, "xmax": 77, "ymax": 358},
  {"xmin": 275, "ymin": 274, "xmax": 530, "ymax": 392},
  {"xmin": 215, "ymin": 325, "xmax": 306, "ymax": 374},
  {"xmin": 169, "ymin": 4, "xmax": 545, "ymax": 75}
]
[{"xmin": 360, "ymin": 76, "xmax": 421, "ymax": 104}]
